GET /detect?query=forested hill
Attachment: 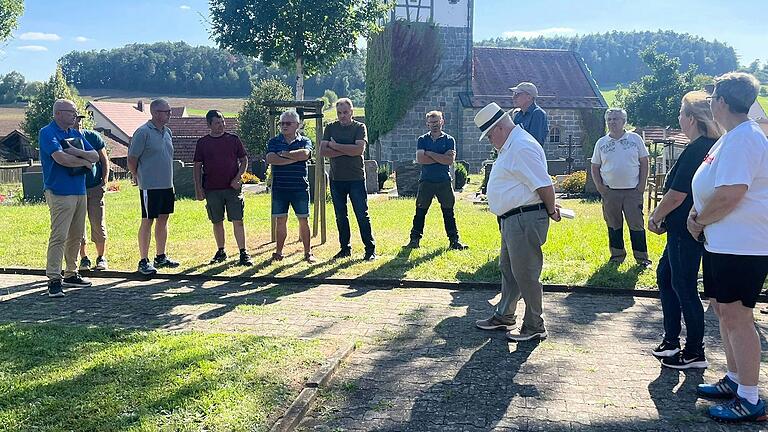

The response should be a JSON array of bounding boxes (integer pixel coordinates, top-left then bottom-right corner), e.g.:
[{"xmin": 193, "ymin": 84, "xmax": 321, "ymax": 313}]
[
  {"xmin": 59, "ymin": 41, "xmax": 365, "ymax": 98},
  {"xmin": 476, "ymin": 30, "xmax": 739, "ymax": 87}
]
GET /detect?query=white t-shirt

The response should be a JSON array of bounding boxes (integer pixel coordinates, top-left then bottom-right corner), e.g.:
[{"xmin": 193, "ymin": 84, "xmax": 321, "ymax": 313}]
[
  {"xmin": 691, "ymin": 120, "xmax": 768, "ymax": 255},
  {"xmin": 487, "ymin": 125, "xmax": 552, "ymax": 216},
  {"xmin": 591, "ymin": 131, "xmax": 649, "ymax": 189}
]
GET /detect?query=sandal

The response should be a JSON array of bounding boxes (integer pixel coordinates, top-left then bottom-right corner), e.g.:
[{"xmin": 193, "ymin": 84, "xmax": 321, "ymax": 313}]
[{"xmin": 271, "ymin": 252, "xmax": 284, "ymax": 262}]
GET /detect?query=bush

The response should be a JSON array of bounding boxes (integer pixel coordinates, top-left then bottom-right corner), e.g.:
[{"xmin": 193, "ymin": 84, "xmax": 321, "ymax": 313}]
[
  {"xmin": 454, "ymin": 163, "xmax": 468, "ymax": 189},
  {"xmin": 560, "ymin": 170, "xmax": 587, "ymax": 194},
  {"xmin": 241, "ymin": 172, "xmax": 260, "ymax": 184},
  {"xmin": 238, "ymin": 78, "xmax": 293, "ymax": 156},
  {"xmin": 377, "ymin": 164, "xmax": 391, "ymax": 186}
]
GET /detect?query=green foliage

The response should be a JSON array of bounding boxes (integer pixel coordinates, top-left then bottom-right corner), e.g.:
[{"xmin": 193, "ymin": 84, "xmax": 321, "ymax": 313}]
[
  {"xmin": 579, "ymin": 108, "xmax": 606, "ymax": 158},
  {"xmin": 0, "ymin": 0, "xmax": 23, "ymax": 42},
  {"xmin": 238, "ymin": 78, "xmax": 293, "ymax": 156},
  {"xmin": 454, "ymin": 163, "xmax": 468, "ymax": 190},
  {"xmin": 0, "ymin": 71, "xmax": 26, "ymax": 104},
  {"xmin": 561, "ymin": 171, "xmax": 587, "ymax": 194},
  {"xmin": 476, "ymin": 30, "xmax": 738, "ymax": 87},
  {"xmin": 366, "ymin": 21, "xmax": 442, "ymax": 146},
  {"xmin": 613, "ymin": 47, "xmax": 697, "ymax": 128},
  {"xmin": 208, "ymin": 0, "xmax": 390, "ymax": 99},
  {"xmin": 377, "ymin": 164, "xmax": 391, "ymax": 185},
  {"xmin": 22, "ymin": 66, "xmax": 92, "ymax": 148}
]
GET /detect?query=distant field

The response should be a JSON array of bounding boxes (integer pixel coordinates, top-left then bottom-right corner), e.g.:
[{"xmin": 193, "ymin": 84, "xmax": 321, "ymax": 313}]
[
  {"xmin": 0, "ymin": 105, "xmax": 25, "ymax": 135},
  {"xmin": 79, "ymin": 89, "xmax": 247, "ymax": 115},
  {"xmin": 600, "ymin": 86, "xmax": 768, "ymax": 113}
]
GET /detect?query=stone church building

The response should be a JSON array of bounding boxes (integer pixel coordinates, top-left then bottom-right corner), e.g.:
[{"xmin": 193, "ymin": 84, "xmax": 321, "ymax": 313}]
[{"xmin": 374, "ymin": 0, "xmax": 608, "ymax": 174}]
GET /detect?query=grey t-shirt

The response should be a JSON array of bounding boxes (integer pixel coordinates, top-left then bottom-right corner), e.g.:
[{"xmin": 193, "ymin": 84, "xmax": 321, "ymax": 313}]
[{"xmin": 129, "ymin": 121, "xmax": 174, "ymax": 190}]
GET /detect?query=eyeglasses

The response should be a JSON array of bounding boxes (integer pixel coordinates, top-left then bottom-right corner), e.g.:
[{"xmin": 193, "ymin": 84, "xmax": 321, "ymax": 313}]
[
  {"xmin": 279, "ymin": 121, "xmax": 297, "ymax": 126},
  {"xmin": 58, "ymin": 109, "xmax": 79, "ymax": 115},
  {"xmin": 155, "ymin": 110, "xmax": 172, "ymax": 114}
]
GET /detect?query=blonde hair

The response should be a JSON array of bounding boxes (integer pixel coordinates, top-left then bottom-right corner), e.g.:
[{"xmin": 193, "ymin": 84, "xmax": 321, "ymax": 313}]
[
  {"xmin": 682, "ymin": 91, "xmax": 724, "ymax": 140},
  {"xmin": 425, "ymin": 110, "xmax": 443, "ymax": 120}
]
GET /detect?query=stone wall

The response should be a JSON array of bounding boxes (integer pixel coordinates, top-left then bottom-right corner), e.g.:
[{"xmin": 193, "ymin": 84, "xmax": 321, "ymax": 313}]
[{"xmin": 378, "ymin": 26, "xmax": 469, "ymax": 170}]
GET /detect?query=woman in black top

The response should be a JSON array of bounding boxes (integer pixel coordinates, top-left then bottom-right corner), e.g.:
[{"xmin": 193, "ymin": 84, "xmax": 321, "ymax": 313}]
[{"xmin": 648, "ymin": 90, "xmax": 723, "ymax": 369}]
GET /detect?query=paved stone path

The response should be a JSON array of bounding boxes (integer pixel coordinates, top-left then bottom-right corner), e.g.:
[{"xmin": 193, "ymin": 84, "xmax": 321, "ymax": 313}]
[{"xmin": 1, "ymin": 273, "xmax": 767, "ymax": 431}]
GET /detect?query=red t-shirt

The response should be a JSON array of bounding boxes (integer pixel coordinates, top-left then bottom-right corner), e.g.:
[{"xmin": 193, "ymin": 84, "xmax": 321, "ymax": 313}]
[{"xmin": 193, "ymin": 133, "xmax": 247, "ymax": 190}]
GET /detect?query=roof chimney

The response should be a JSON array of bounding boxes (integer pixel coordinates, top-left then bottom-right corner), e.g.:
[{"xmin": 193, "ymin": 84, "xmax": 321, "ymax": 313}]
[{"xmin": 137, "ymin": 100, "xmax": 144, "ymax": 112}]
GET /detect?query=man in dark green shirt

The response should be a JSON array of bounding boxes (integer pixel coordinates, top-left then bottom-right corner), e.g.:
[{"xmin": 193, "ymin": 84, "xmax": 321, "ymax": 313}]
[{"xmin": 319, "ymin": 98, "xmax": 376, "ymax": 261}]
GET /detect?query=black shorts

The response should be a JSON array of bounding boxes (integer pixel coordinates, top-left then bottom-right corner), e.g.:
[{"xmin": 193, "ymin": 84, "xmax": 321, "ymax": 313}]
[
  {"xmin": 140, "ymin": 188, "xmax": 175, "ymax": 219},
  {"xmin": 702, "ymin": 250, "xmax": 768, "ymax": 308}
]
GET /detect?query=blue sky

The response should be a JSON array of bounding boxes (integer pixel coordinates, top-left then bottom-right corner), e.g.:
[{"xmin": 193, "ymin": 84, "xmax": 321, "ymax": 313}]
[{"xmin": 1, "ymin": 0, "xmax": 766, "ymax": 82}]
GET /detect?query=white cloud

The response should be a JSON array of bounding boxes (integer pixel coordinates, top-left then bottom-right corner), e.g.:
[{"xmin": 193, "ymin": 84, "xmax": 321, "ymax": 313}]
[
  {"xmin": 74, "ymin": 36, "xmax": 91, "ymax": 43},
  {"xmin": 180, "ymin": 5, "xmax": 191, "ymax": 10},
  {"xmin": 501, "ymin": 27, "xmax": 577, "ymax": 39},
  {"xmin": 17, "ymin": 45, "xmax": 48, "ymax": 52},
  {"xmin": 19, "ymin": 32, "xmax": 61, "ymax": 41}
]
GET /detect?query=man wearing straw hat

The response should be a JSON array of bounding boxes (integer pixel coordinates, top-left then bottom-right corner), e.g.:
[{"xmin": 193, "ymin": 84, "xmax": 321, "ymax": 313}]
[{"xmin": 473, "ymin": 102, "xmax": 561, "ymax": 342}]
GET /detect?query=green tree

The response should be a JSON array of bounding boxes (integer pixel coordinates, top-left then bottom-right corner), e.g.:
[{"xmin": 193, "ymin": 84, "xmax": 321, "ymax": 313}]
[
  {"xmin": 208, "ymin": 0, "xmax": 390, "ymax": 100},
  {"xmin": 0, "ymin": 0, "xmax": 24, "ymax": 42},
  {"xmin": 237, "ymin": 78, "xmax": 293, "ymax": 156},
  {"xmin": 613, "ymin": 47, "xmax": 697, "ymax": 128},
  {"xmin": 0, "ymin": 71, "xmax": 26, "ymax": 103},
  {"xmin": 22, "ymin": 65, "xmax": 92, "ymax": 147}
]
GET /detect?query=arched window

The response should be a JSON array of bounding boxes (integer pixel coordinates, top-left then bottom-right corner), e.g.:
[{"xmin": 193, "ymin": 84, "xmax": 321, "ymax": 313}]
[{"xmin": 549, "ymin": 126, "xmax": 561, "ymax": 144}]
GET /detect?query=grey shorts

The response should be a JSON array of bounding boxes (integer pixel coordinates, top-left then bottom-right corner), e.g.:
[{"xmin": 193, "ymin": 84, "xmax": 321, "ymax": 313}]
[{"xmin": 205, "ymin": 188, "xmax": 244, "ymax": 223}]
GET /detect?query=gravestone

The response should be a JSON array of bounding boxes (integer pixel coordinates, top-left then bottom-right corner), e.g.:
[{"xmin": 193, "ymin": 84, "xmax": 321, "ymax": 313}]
[
  {"xmin": 395, "ymin": 163, "xmax": 421, "ymax": 197},
  {"xmin": 364, "ymin": 160, "xmax": 379, "ymax": 193},
  {"xmin": 308, "ymin": 163, "xmax": 329, "ymax": 203},
  {"xmin": 22, "ymin": 171, "xmax": 44, "ymax": 202},
  {"xmin": 172, "ymin": 160, "xmax": 196, "ymax": 199}
]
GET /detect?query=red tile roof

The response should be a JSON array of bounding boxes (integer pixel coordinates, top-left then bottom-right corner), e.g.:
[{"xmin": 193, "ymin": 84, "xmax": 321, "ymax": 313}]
[
  {"xmin": 633, "ymin": 126, "xmax": 689, "ymax": 146},
  {"xmin": 167, "ymin": 117, "xmax": 241, "ymax": 163},
  {"xmin": 468, "ymin": 47, "xmax": 607, "ymax": 109},
  {"xmin": 87, "ymin": 101, "xmax": 151, "ymax": 139},
  {"xmin": 102, "ymin": 134, "xmax": 129, "ymax": 159}
]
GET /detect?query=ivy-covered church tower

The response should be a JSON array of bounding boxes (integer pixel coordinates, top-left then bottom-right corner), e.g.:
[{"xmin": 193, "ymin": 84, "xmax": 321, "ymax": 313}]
[{"xmin": 366, "ymin": 0, "xmax": 473, "ymax": 165}]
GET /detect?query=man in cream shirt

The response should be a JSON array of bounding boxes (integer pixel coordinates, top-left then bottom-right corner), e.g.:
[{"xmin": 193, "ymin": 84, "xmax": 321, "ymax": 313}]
[{"xmin": 473, "ymin": 103, "xmax": 561, "ymax": 342}]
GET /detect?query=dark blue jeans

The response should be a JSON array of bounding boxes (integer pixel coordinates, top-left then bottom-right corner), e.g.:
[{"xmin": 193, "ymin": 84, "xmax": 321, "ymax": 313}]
[
  {"xmin": 657, "ymin": 229, "xmax": 705, "ymax": 355},
  {"xmin": 330, "ymin": 180, "xmax": 375, "ymax": 253}
]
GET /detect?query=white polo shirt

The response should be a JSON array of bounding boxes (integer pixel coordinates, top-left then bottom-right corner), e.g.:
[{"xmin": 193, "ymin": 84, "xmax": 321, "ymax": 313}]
[
  {"xmin": 591, "ymin": 131, "xmax": 649, "ymax": 189},
  {"xmin": 487, "ymin": 125, "xmax": 552, "ymax": 216},
  {"xmin": 692, "ymin": 120, "xmax": 768, "ymax": 255}
]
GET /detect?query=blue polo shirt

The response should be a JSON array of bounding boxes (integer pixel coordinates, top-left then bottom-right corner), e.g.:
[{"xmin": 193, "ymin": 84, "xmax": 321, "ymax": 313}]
[
  {"xmin": 39, "ymin": 121, "xmax": 95, "ymax": 196},
  {"xmin": 513, "ymin": 102, "xmax": 549, "ymax": 146},
  {"xmin": 82, "ymin": 129, "xmax": 106, "ymax": 189},
  {"xmin": 267, "ymin": 134, "xmax": 312, "ymax": 191},
  {"xmin": 417, "ymin": 132, "xmax": 455, "ymax": 183}
]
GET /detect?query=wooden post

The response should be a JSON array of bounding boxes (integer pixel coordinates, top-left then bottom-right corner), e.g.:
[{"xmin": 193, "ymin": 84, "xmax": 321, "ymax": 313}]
[{"xmin": 317, "ymin": 115, "xmax": 326, "ymax": 243}]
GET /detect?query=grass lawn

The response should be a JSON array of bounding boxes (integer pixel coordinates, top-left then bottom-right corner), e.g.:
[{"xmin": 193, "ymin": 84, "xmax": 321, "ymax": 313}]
[
  {"xmin": 0, "ymin": 180, "xmax": 667, "ymax": 289},
  {"xmin": 601, "ymin": 89, "xmax": 618, "ymax": 107},
  {"xmin": 0, "ymin": 323, "xmax": 328, "ymax": 432}
]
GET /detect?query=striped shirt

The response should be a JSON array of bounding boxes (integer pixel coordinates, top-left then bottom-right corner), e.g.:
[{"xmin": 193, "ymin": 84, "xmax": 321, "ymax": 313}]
[{"xmin": 267, "ymin": 134, "xmax": 312, "ymax": 191}]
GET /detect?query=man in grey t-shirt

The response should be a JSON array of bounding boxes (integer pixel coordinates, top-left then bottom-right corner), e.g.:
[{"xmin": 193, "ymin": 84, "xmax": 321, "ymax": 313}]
[{"xmin": 127, "ymin": 98, "xmax": 179, "ymax": 275}]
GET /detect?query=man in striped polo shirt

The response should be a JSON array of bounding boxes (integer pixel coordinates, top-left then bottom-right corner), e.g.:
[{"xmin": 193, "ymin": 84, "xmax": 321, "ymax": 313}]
[{"xmin": 266, "ymin": 110, "xmax": 316, "ymax": 263}]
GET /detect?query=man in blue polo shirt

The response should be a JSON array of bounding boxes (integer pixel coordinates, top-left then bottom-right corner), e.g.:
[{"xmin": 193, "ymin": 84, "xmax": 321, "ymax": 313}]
[
  {"xmin": 405, "ymin": 110, "xmax": 468, "ymax": 250},
  {"xmin": 39, "ymin": 99, "xmax": 100, "ymax": 297},
  {"xmin": 266, "ymin": 110, "xmax": 315, "ymax": 263},
  {"xmin": 510, "ymin": 82, "xmax": 549, "ymax": 146}
]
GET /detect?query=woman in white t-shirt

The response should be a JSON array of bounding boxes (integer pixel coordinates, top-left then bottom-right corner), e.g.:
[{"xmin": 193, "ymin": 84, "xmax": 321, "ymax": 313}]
[{"xmin": 688, "ymin": 72, "xmax": 768, "ymax": 423}]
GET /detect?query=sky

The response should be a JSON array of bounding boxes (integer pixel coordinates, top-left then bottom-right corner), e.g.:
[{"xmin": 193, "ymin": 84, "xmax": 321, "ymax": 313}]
[{"xmin": 1, "ymin": 0, "xmax": 766, "ymax": 82}]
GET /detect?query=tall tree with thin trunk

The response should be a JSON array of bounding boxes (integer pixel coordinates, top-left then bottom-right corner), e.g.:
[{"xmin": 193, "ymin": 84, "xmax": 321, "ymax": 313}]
[
  {"xmin": 208, "ymin": 0, "xmax": 391, "ymax": 100},
  {"xmin": 0, "ymin": 0, "xmax": 24, "ymax": 42}
]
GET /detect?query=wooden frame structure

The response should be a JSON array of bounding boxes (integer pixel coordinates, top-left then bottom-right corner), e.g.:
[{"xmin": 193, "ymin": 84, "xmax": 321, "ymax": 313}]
[{"xmin": 263, "ymin": 100, "xmax": 327, "ymax": 244}]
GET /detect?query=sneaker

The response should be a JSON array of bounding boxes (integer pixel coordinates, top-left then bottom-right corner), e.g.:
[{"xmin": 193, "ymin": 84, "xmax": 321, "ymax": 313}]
[
  {"xmin": 475, "ymin": 315, "xmax": 516, "ymax": 331},
  {"xmin": 238, "ymin": 251, "xmax": 253, "ymax": 266},
  {"xmin": 661, "ymin": 350, "xmax": 709, "ymax": 369},
  {"xmin": 304, "ymin": 253, "xmax": 318, "ymax": 263},
  {"xmin": 154, "ymin": 255, "xmax": 180, "ymax": 268},
  {"xmin": 93, "ymin": 256, "xmax": 108, "ymax": 271},
  {"xmin": 48, "ymin": 280, "xmax": 65, "ymax": 298},
  {"xmin": 404, "ymin": 239, "xmax": 420, "ymax": 249},
  {"xmin": 709, "ymin": 396, "xmax": 767, "ymax": 423},
  {"xmin": 62, "ymin": 274, "xmax": 92, "ymax": 288},
  {"xmin": 79, "ymin": 256, "xmax": 91, "ymax": 271},
  {"xmin": 209, "ymin": 249, "xmax": 228, "ymax": 264},
  {"xmin": 507, "ymin": 327, "xmax": 548, "ymax": 342},
  {"xmin": 651, "ymin": 340, "xmax": 681, "ymax": 358},
  {"xmin": 332, "ymin": 249, "xmax": 352, "ymax": 260},
  {"xmin": 449, "ymin": 241, "xmax": 469, "ymax": 250},
  {"xmin": 138, "ymin": 259, "xmax": 157, "ymax": 275},
  {"xmin": 697, "ymin": 376, "xmax": 738, "ymax": 399},
  {"xmin": 637, "ymin": 259, "xmax": 653, "ymax": 269},
  {"xmin": 363, "ymin": 251, "xmax": 376, "ymax": 261}
]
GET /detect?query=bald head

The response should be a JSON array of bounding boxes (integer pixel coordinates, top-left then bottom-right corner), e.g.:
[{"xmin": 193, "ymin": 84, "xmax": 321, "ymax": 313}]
[{"xmin": 53, "ymin": 99, "xmax": 79, "ymax": 129}]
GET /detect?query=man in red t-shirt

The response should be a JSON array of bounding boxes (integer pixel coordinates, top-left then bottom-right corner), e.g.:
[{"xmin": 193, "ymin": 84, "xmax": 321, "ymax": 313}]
[{"xmin": 193, "ymin": 110, "xmax": 252, "ymax": 266}]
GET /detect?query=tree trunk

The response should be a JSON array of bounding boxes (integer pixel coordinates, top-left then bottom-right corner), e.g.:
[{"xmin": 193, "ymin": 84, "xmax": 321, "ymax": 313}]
[{"xmin": 295, "ymin": 56, "xmax": 304, "ymax": 101}]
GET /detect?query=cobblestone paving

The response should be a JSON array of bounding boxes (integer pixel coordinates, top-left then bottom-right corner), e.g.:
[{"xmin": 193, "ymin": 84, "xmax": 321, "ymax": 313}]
[{"xmin": 1, "ymin": 274, "xmax": 767, "ymax": 431}]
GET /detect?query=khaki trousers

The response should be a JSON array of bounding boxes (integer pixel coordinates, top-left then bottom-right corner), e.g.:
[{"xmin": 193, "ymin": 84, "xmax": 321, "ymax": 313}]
[
  {"xmin": 45, "ymin": 191, "xmax": 87, "ymax": 280},
  {"xmin": 601, "ymin": 188, "xmax": 648, "ymax": 261},
  {"xmin": 495, "ymin": 209, "xmax": 550, "ymax": 332}
]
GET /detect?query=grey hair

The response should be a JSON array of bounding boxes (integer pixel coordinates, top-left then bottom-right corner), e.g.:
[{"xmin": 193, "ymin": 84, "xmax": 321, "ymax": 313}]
[
  {"xmin": 604, "ymin": 107, "xmax": 627, "ymax": 121},
  {"xmin": 280, "ymin": 110, "xmax": 301, "ymax": 123},
  {"xmin": 150, "ymin": 98, "xmax": 170, "ymax": 111},
  {"xmin": 52, "ymin": 99, "xmax": 75, "ymax": 116}
]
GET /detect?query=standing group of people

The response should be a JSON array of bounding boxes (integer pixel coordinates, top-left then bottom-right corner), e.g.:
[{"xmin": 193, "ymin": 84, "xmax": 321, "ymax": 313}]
[{"xmin": 38, "ymin": 71, "xmax": 768, "ymax": 423}]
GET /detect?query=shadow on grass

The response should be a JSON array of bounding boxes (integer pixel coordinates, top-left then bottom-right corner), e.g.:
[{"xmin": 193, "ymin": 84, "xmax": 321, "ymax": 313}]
[{"xmin": 585, "ymin": 261, "xmax": 645, "ymax": 289}]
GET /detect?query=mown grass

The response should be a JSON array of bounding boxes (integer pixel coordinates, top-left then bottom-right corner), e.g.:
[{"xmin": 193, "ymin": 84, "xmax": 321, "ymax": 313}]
[
  {"xmin": 0, "ymin": 180, "xmax": 667, "ymax": 288},
  {"xmin": 0, "ymin": 323, "xmax": 328, "ymax": 432}
]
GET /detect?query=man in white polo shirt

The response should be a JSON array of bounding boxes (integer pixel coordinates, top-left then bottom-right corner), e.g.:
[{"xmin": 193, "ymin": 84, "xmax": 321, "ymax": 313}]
[
  {"xmin": 473, "ymin": 103, "xmax": 561, "ymax": 342},
  {"xmin": 591, "ymin": 108, "xmax": 651, "ymax": 267}
]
